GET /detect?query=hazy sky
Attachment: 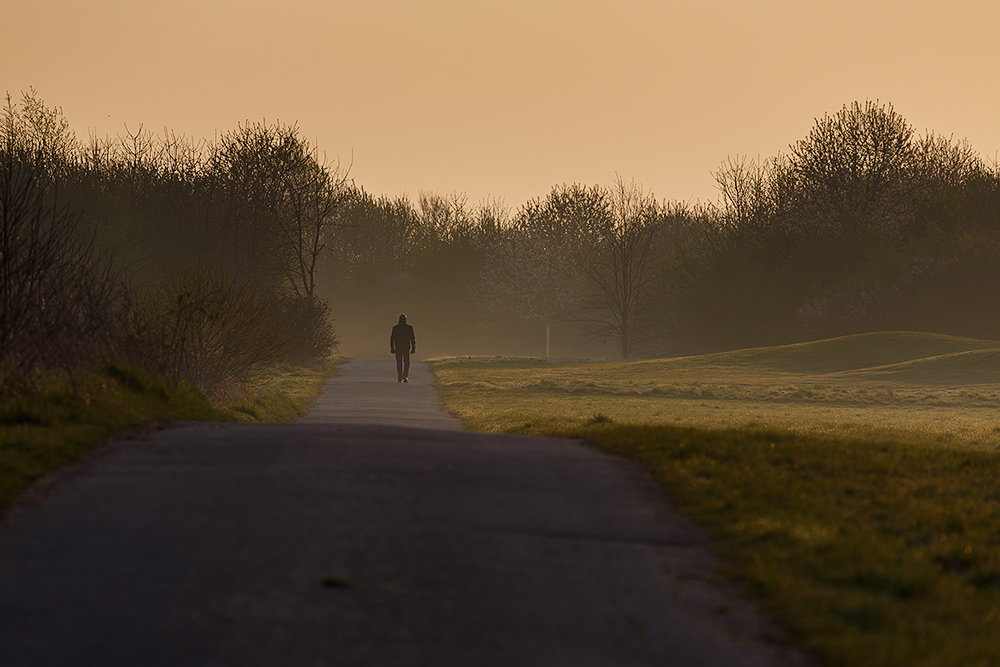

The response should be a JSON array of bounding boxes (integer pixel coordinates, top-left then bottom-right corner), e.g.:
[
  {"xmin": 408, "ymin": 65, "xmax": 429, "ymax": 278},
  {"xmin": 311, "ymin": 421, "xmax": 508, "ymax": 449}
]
[{"xmin": 5, "ymin": 0, "xmax": 998, "ymax": 208}]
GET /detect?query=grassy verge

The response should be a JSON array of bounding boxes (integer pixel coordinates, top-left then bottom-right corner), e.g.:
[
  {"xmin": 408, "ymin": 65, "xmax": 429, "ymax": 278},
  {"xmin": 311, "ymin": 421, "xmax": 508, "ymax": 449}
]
[
  {"xmin": 431, "ymin": 346, "xmax": 1000, "ymax": 666},
  {"xmin": 576, "ymin": 424, "xmax": 1000, "ymax": 667},
  {"xmin": 214, "ymin": 358, "xmax": 339, "ymax": 422},
  {"xmin": 0, "ymin": 362, "xmax": 332, "ymax": 515}
]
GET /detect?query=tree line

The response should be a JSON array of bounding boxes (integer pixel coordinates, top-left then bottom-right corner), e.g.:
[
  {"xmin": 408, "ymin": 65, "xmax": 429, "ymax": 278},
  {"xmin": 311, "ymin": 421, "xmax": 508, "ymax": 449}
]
[
  {"xmin": 323, "ymin": 101, "xmax": 1000, "ymax": 359},
  {"xmin": 676, "ymin": 101, "xmax": 1000, "ymax": 353},
  {"xmin": 1, "ymin": 89, "xmax": 344, "ymax": 395},
  {"xmin": 4, "ymin": 91, "xmax": 999, "ymax": 389}
]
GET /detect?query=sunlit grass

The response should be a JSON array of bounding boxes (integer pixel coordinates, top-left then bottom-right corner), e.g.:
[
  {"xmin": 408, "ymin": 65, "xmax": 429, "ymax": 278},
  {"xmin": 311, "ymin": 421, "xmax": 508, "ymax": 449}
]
[
  {"xmin": 430, "ymin": 332, "xmax": 1000, "ymax": 666},
  {"xmin": 431, "ymin": 332, "xmax": 1000, "ymax": 447},
  {"xmin": 576, "ymin": 424, "xmax": 1000, "ymax": 667},
  {"xmin": 214, "ymin": 359, "xmax": 337, "ymax": 422},
  {"xmin": 0, "ymin": 362, "xmax": 332, "ymax": 515}
]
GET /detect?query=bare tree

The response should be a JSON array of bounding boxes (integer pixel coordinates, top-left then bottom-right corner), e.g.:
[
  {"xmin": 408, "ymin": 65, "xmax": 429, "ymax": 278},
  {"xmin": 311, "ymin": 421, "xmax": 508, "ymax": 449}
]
[
  {"xmin": 127, "ymin": 260, "xmax": 298, "ymax": 393},
  {"xmin": 470, "ymin": 196, "xmax": 510, "ymax": 248},
  {"xmin": 1, "ymin": 91, "xmax": 125, "ymax": 389},
  {"xmin": 200, "ymin": 122, "xmax": 296, "ymax": 283},
  {"xmin": 476, "ymin": 229, "xmax": 581, "ymax": 330},
  {"xmin": 913, "ymin": 132, "xmax": 983, "ymax": 192},
  {"xmin": 580, "ymin": 178, "xmax": 662, "ymax": 359},
  {"xmin": 518, "ymin": 183, "xmax": 610, "ymax": 254},
  {"xmin": 475, "ymin": 181, "xmax": 667, "ymax": 358},
  {"xmin": 712, "ymin": 154, "xmax": 796, "ymax": 233},
  {"xmin": 278, "ymin": 145, "xmax": 351, "ymax": 303},
  {"xmin": 418, "ymin": 191, "xmax": 473, "ymax": 244},
  {"xmin": 473, "ymin": 184, "xmax": 608, "ymax": 351},
  {"xmin": 788, "ymin": 100, "xmax": 918, "ymax": 235},
  {"xmin": 328, "ymin": 188, "xmax": 422, "ymax": 284}
]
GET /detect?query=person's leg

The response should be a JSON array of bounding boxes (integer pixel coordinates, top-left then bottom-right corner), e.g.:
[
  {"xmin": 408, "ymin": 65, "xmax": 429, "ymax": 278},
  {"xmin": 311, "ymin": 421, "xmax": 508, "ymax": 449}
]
[
  {"xmin": 402, "ymin": 349, "xmax": 410, "ymax": 382},
  {"xmin": 395, "ymin": 351, "xmax": 404, "ymax": 382}
]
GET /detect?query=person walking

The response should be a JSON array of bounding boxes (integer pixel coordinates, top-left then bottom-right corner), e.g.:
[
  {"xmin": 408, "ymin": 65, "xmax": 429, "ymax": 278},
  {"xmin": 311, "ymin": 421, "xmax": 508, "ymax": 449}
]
[{"xmin": 390, "ymin": 314, "xmax": 416, "ymax": 383}]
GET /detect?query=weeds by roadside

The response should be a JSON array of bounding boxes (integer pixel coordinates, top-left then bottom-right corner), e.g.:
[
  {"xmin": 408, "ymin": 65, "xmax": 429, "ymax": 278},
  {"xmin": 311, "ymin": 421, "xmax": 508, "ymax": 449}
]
[
  {"xmin": 0, "ymin": 363, "xmax": 331, "ymax": 516},
  {"xmin": 214, "ymin": 360, "xmax": 337, "ymax": 422}
]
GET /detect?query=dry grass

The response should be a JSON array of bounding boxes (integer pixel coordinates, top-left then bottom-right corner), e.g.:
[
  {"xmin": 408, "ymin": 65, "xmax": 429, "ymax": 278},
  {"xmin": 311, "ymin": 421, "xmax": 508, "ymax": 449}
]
[
  {"xmin": 574, "ymin": 423, "xmax": 1000, "ymax": 667},
  {"xmin": 432, "ymin": 331, "xmax": 1000, "ymax": 447},
  {"xmin": 1, "ymin": 363, "xmax": 332, "ymax": 515}
]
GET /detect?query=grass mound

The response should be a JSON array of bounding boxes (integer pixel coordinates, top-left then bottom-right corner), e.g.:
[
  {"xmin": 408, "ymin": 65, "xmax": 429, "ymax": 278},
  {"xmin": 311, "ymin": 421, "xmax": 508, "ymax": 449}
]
[
  {"xmin": 666, "ymin": 331, "xmax": 1000, "ymax": 375},
  {"xmin": 840, "ymin": 347, "xmax": 1000, "ymax": 386}
]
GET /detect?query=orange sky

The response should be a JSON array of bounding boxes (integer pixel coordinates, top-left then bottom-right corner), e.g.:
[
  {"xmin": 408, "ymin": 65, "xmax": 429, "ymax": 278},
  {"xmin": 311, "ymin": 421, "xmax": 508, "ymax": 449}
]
[{"xmin": 4, "ymin": 0, "xmax": 998, "ymax": 208}]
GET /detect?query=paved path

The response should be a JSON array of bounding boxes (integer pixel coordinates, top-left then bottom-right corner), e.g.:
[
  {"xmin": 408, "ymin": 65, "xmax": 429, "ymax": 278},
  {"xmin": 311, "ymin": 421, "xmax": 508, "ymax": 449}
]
[
  {"xmin": 299, "ymin": 357, "xmax": 463, "ymax": 430},
  {"xmin": 0, "ymin": 359, "xmax": 809, "ymax": 666}
]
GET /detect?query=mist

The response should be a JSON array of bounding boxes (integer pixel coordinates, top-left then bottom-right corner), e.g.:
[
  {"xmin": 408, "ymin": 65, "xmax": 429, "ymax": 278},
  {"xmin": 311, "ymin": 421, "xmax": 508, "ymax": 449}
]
[
  {"xmin": 320, "ymin": 102, "xmax": 1000, "ymax": 361},
  {"xmin": 6, "ymin": 91, "xmax": 1000, "ymax": 390}
]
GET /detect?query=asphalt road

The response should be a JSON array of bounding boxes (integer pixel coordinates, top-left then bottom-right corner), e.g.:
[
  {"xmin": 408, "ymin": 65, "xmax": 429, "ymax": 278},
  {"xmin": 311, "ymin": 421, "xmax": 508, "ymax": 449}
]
[{"xmin": 0, "ymin": 359, "xmax": 810, "ymax": 666}]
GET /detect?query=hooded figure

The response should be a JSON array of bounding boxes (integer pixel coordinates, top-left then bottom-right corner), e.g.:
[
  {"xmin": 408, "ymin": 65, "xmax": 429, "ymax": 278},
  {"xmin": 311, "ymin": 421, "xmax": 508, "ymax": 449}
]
[{"xmin": 390, "ymin": 314, "xmax": 416, "ymax": 383}]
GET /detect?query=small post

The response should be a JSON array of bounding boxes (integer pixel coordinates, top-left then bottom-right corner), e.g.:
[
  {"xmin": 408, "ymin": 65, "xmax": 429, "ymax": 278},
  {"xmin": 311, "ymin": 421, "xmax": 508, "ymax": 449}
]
[{"xmin": 545, "ymin": 322, "xmax": 551, "ymax": 359}]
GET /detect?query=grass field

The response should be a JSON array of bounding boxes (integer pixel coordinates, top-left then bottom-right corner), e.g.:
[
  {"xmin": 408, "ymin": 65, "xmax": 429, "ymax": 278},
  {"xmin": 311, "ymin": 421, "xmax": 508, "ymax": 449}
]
[
  {"xmin": 433, "ymin": 331, "xmax": 1000, "ymax": 447},
  {"xmin": 0, "ymin": 363, "xmax": 331, "ymax": 516},
  {"xmin": 431, "ymin": 332, "xmax": 1000, "ymax": 667}
]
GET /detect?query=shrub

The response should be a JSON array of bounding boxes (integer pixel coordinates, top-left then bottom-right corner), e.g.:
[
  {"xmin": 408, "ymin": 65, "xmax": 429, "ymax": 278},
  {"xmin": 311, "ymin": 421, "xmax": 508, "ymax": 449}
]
[
  {"xmin": 125, "ymin": 261, "xmax": 297, "ymax": 393},
  {"xmin": 280, "ymin": 296, "xmax": 340, "ymax": 368},
  {"xmin": 1, "ymin": 95, "xmax": 127, "ymax": 391}
]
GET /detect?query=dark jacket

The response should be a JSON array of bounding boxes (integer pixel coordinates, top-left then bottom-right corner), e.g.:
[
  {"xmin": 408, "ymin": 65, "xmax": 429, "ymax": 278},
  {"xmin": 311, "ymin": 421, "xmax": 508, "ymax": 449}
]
[{"xmin": 390, "ymin": 323, "xmax": 416, "ymax": 353}]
